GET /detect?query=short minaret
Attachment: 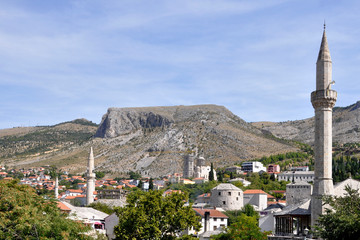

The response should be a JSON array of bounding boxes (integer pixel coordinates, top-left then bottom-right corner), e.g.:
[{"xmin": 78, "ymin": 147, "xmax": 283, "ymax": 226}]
[
  {"xmin": 54, "ymin": 176, "xmax": 59, "ymax": 199},
  {"xmin": 310, "ymin": 25, "xmax": 337, "ymax": 226},
  {"xmin": 86, "ymin": 147, "xmax": 96, "ymax": 205}
]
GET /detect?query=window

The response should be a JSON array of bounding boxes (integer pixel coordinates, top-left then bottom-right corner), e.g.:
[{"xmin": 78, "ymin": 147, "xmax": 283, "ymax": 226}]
[
  {"xmin": 238, "ymin": 192, "xmax": 240, "ymax": 196},
  {"xmin": 214, "ymin": 218, "xmax": 217, "ymax": 221},
  {"xmin": 221, "ymin": 218, "xmax": 224, "ymax": 222},
  {"xmin": 213, "ymin": 226, "xmax": 217, "ymax": 231},
  {"xmin": 218, "ymin": 192, "xmax": 221, "ymax": 196},
  {"xmin": 228, "ymin": 192, "xmax": 231, "ymax": 196},
  {"xmin": 223, "ymin": 201, "xmax": 226, "ymax": 205},
  {"xmin": 236, "ymin": 197, "xmax": 238, "ymax": 201}
]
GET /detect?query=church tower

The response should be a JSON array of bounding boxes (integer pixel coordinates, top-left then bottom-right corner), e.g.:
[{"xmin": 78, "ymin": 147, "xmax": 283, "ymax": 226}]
[
  {"xmin": 86, "ymin": 147, "xmax": 96, "ymax": 205},
  {"xmin": 310, "ymin": 25, "xmax": 337, "ymax": 226}
]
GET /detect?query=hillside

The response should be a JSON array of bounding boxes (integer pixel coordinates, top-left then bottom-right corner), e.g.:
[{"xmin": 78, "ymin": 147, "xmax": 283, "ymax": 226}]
[
  {"xmin": 253, "ymin": 101, "xmax": 360, "ymax": 144},
  {"xmin": 0, "ymin": 105, "xmax": 297, "ymax": 177}
]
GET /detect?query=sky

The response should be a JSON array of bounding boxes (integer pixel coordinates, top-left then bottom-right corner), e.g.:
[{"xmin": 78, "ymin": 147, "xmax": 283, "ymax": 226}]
[{"xmin": 1, "ymin": 0, "xmax": 360, "ymax": 129}]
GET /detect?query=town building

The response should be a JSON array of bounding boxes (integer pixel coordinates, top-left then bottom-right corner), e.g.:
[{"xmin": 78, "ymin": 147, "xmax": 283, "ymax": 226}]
[
  {"xmin": 241, "ymin": 161, "xmax": 266, "ymax": 173},
  {"xmin": 277, "ymin": 171, "xmax": 314, "ymax": 183},
  {"xmin": 210, "ymin": 183, "xmax": 243, "ymax": 211}
]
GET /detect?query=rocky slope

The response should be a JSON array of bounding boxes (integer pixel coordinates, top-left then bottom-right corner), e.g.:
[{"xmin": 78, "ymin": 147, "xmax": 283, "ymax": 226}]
[
  {"xmin": 90, "ymin": 105, "xmax": 297, "ymax": 177},
  {"xmin": 0, "ymin": 105, "xmax": 297, "ymax": 177},
  {"xmin": 252, "ymin": 101, "xmax": 360, "ymax": 144}
]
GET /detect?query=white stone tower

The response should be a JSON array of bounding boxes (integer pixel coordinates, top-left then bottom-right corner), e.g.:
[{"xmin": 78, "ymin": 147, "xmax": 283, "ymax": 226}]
[
  {"xmin": 86, "ymin": 147, "xmax": 96, "ymax": 205},
  {"xmin": 54, "ymin": 176, "xmax": 59, "ymax": 199},
  {"xmin": 310, "ymin": 25, "xmax": 337, "ymax": 226}
]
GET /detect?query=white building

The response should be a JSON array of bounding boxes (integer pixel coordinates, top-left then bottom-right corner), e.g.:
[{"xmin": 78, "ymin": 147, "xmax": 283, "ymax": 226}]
[
  {"xmin": 241, "ymin": 161, "xmax": 266, "ymax": 173},
  {"xmin": 243, "ymin": 189, "xmax": 268, "ymax": 211},
  {"xmin": 277, "ymin": 171, "xmax": 314, "ymax": 183},
  {"xmin": 184, "ymin": 208, "xmax": 228, "ymax": 236}
]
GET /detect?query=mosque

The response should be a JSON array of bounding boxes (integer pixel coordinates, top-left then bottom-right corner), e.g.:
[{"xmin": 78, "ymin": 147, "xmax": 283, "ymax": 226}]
[{"xmin": 264, "ymin": 25, "xmax": 360, "ymax": 239}]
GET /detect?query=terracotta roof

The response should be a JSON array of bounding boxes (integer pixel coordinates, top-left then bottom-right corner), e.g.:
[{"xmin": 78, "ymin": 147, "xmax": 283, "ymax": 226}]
[
  {"xmin": 68, "ymin": 189, "xmax": 83, "ymax": 193},
  {"xmin": 267, "ymin": 193, "xmax": 275, "ymax": 199},
  {"xmin": 57, "ymin": 202, "xmax": 71, "ymax": 211},
  {"xmin": 243, "ymin": 189, "xmax": 267, "ymax": 195},
  {"xmin": 198, "ymin": 193, "xmax": 211, "ymax": 198},
  {"xmin": 65, "ymin": 196, "xmax": 76, "ymax": 200},
  {"xmin": 193, "ymin": 208, "xmax": 228, "ymax": 218}
]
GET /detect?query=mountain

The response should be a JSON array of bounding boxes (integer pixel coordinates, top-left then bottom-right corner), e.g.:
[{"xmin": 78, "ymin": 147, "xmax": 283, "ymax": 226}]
[
  {"xmin": 252, "ymin": 101, "xmax": 360, "ymax": 144},
  {"xmin": 0, "ymin": 105, "xmax": 297, "ymax": 177}
]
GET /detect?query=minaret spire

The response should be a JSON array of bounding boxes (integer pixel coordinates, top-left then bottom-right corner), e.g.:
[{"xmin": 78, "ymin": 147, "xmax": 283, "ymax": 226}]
[
  {"xmin": 86, "ymin": 147, "xmax": 96, "ymax": 205},
  {"xmin": 311, "ymin": 25, "xmax": 337, "ymax": 226}
]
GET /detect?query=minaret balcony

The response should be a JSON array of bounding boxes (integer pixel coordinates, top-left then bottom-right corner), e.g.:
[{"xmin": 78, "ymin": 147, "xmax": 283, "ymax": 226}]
[{"xmin": 311, "ymin": 89, "xmax": 337, "ymax": 108}]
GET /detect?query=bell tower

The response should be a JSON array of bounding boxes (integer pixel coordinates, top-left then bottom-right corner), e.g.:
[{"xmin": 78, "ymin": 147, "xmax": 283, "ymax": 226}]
[{"xmin": 310, "ymin": 24, "xmax": 337, "ymax": 226}]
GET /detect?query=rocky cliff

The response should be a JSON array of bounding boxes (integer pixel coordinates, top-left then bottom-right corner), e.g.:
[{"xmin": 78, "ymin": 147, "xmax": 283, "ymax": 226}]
[
  {"xmin": 90, "ymin": 105, "xmax": 296, "ymax": 177},
  {"xmin": 253, "ymin": 101, "xmax": 360, "ymax": 144}
]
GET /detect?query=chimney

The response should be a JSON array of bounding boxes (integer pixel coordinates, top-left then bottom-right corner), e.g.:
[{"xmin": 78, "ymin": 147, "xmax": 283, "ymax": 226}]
[{"xmin": 204, "ymin": 211, "xmax": 210, "ymax": 232}]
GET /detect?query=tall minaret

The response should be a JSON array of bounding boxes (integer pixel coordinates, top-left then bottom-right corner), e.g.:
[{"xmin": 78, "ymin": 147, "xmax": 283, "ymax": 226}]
[
  {"xmin": 310, "ymin": 24, "xmax": 337, "ymax": 226},
  {"xmin": 86, "ymin": 147, "xmax": 96, "ymax": 205},
  {"xmin": 54, "ymin": 176, "xmax": 59, "ymax": 199}
]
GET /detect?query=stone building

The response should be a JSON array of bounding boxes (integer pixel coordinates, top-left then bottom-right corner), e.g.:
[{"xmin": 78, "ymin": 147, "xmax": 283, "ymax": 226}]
[
  {"xmin": 210, "ymin": 183, "xmax": 243, "ymax": 210},
  {"xmin": 183, "ymin": 155, "xmax": 216, "ymax": 181},
  {"xmin": 285, "ymin": 181, "xmax": 312, "ymax": 206}
]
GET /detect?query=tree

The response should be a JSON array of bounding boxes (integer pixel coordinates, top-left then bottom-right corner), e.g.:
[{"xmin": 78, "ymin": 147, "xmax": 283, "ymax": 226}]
[
  {"xmin": 95, "ymin": 171, "xmax": 105, "ymax": 179},
  {"xmin": 313, "ymin": 186, "xmax": 360, "ymax": 240},
  {"xmin": 149, "ymin": 178, "xmax": 154, "ymax": 190},
  {"xmin": 209, "ymin": 163, "xmax": 214, "ymax": 181},
  {"xmin": 129, "ymin": 171, "xmax": 141, "ymax": 180},
  {"xmin": 212, "ymin": 214, "xmax": 269, "ymax": 240},
  {"xmin": 137, "ymin": 180, "xmax": 143, "ymax": 189},
  {"xmin": 114, "ymin": 190, "xmax": 201, "ymax": 239},
  {"xmin": 0, "ymin": 179, "xmax": 91, "ymax": 239}
]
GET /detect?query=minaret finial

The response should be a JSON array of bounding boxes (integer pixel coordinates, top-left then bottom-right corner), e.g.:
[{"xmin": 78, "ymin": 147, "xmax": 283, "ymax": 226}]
[{"xmin": 324, "ymin": 20, "xmax": 326, "ymax": 30}]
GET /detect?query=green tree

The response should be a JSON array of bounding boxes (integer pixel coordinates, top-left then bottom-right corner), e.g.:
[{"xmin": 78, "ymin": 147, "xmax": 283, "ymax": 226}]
[
  {"xmin": 209, "ymin": 163, "xmax": 214, "ymax": 181},
  {"xmin": 89, "ymin": 202, "xmax": 115, "ymax": 215},
  {"xmin": 149, "ymin": 178, "xmax": 154, "ymax": 190},
  {"xmin": 212, "ymin": 214, "xmax": 269, "ymax": 240},
  {"xmin": 0, "ymin": 179, "xmax": 91, "ymax": 239},
  {"xmin": 129, "ymin": 171, "xmax": 141, "ymax": 180},
  {"xmin": 137, "ymin": 180, "xmax": 143, "ymax": 189},
  {"xmin": 114, "ymin": 190, "xmax": 201, "ymax": 239},
  {"xmin": 313, "ymin": 186, "xmax": 360, "ymax": 240},
  {"xmin": 95, "ymin": 171, "xmax": 105, "ymax": 179}
]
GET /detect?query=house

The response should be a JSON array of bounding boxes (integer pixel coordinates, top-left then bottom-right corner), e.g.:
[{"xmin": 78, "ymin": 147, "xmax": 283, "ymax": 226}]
[
  {"xmin": 241, "ymin": 161, "xmax": 266, "ymax": 173},
  {"xmin": 267, "ymin": 164, "xmax": 280, "ymax": 173},
  {"xmin": 228, "ymin": 177, "xmax": 251, "ymax": 187},
  {"xmin": 225, "ymin": 166, "xmax": 243, "ymax": 174},
  {"xmin": 243, "ymin": 189, "xmax": 268, "ymax": 211},
  {"xmin": 184, "ymin": 208, "xmax": 228, "ymax": 237}
]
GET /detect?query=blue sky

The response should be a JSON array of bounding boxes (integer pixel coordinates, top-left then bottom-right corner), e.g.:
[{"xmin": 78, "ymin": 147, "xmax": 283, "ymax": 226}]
[{"xmin": 1, "ymin": 0, "xmax": 360, "ymax": 129}]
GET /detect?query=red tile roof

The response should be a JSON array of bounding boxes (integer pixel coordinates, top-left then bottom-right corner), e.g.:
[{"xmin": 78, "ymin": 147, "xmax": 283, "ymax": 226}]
[
  {"xmin": 193, "ymin": 208, "xmax": 228, "ymax": 218},
  {"xmin": 57, "ymin": 202, "xmax": 71, "ymax": 211},
  {"xmin": 243, "ymin": 189, "xmax": 267, "ymax": 195}
]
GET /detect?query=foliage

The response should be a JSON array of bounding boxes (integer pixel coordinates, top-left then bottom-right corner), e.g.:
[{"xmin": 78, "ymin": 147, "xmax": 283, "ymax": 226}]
[
  {"xmin": 95, "ymin": 171, "xmax": 105, "ymax": 179},
  {"xmin": 137, "ymin": 180, "xmax": 143, "ymax": 189},
  {"xmin": 149, "ymin": 178, "xmax": 154, "ymax": 190},
  {"xmin": 244, "ymin": 172, "xmax": 289, "ymax": 192},
  {"xmin": 332, "ymin": 156, "xmax": 360, "ymax": 182},
  {"xmin": 209, "ymin": 163, "xmax": 214, "ymax": 181},
  {"xmin": 114, "ymin": 190, "xmax": 201, "ymax": 239},
  {"xmin": 313, "ymin": 186, "xmax": 360, "ymax": 240},
  {"xmin": 212, "ymin": 214, "xmax": 269, "ymax": 240},
  {"xmin": 128, "ymin": 171, "xmax": 141, "ymax": 180},
  {"xmin": 169, "ymin": 181, "xmax": 219, "ymax": 203},
  {"xmin": 0, "ymin": 179, "xmax": 92, "ymax": 239},
  {"xmin": 89, "ymin": 202, "xmax": 115, "ymax": 215},
  {"xmin": 224, "ymin": 204, "xmax": 259, "ymax": 225}
]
